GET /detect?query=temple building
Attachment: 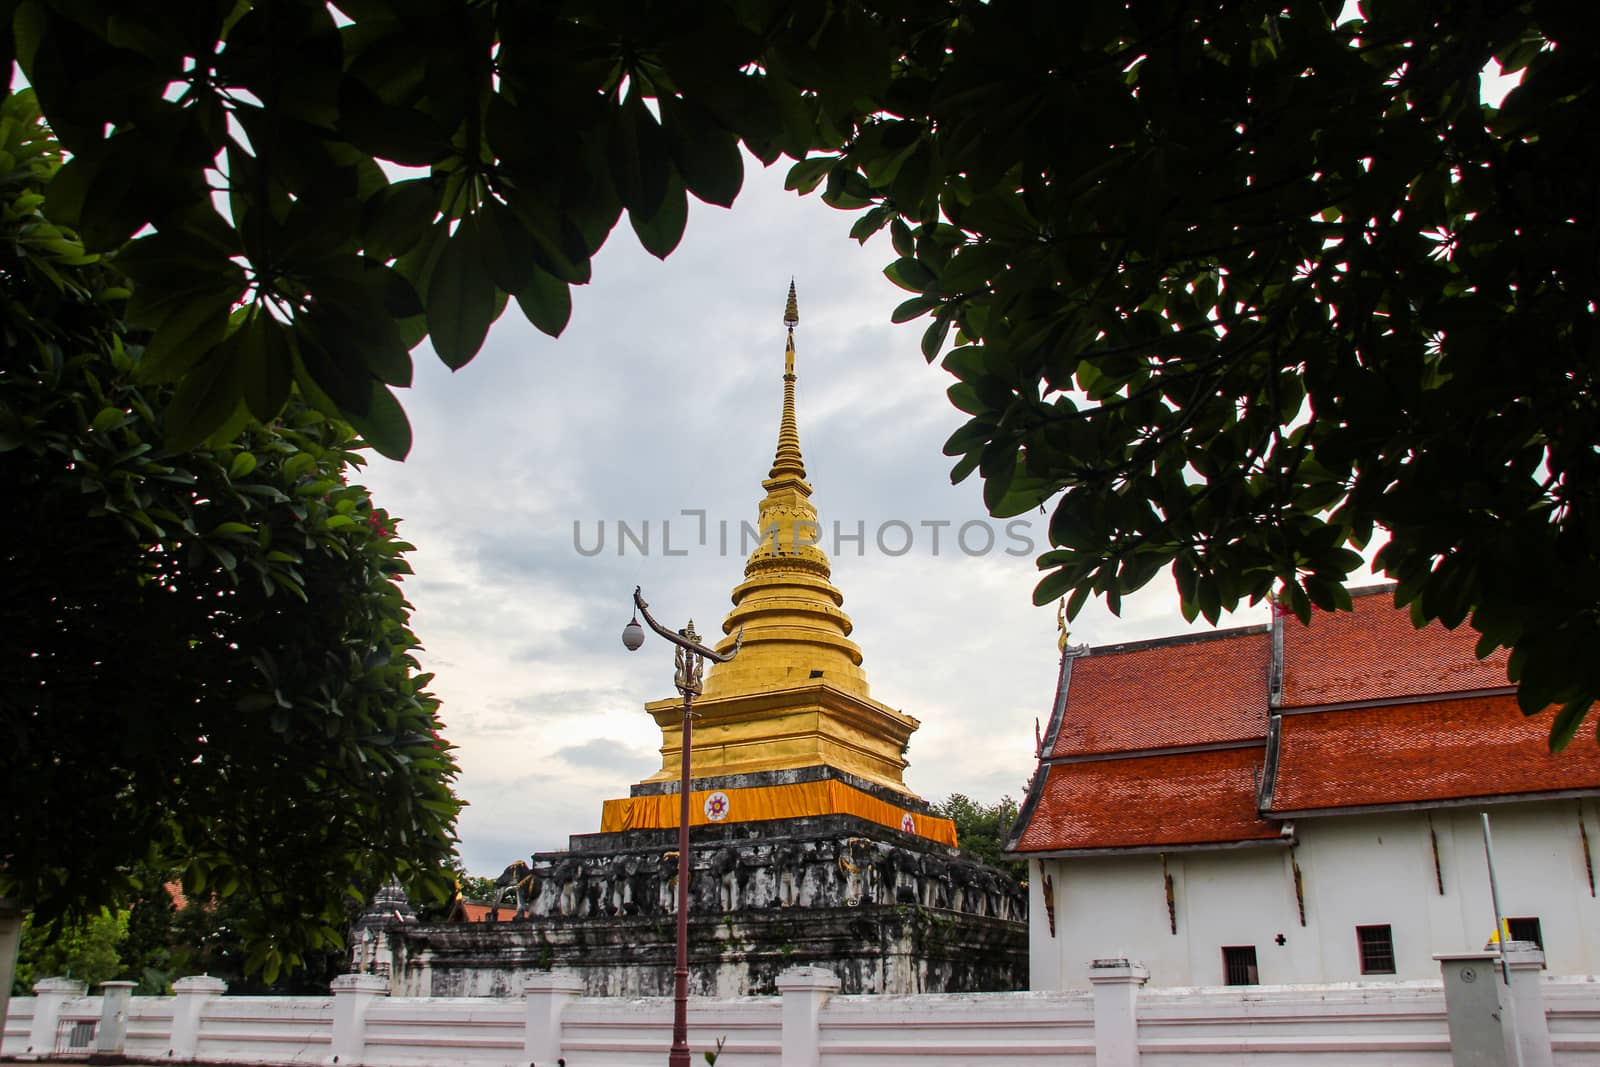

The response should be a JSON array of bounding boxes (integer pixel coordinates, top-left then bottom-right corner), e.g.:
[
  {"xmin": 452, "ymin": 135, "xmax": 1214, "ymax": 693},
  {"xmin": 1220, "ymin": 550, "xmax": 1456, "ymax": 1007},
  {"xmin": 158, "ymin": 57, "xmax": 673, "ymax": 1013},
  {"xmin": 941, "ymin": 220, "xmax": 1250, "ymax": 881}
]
[
  {"xmin": 1008, "ymin": 584, "xmax": 1600, "ymax": 989},
  {"xmin": 386, "ymin": 286, "xmax": 1026, "ymax": 997}
]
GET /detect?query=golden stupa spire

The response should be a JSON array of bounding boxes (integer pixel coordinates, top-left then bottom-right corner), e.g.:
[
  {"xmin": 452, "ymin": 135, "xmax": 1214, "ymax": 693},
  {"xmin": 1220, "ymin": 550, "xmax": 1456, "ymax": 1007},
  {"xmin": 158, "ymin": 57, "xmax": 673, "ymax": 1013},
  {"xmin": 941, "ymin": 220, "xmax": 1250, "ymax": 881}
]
[
  {"xmin": 770, "ymin": 280, "xmax": 806, "ymax": 483},
  {"xmin": 629, "ymin": 282, "xmax": 922, "ymax": 796},
  {"xmin": 701, "ymin": 283, "xmax": 868, "ymax": 699}
]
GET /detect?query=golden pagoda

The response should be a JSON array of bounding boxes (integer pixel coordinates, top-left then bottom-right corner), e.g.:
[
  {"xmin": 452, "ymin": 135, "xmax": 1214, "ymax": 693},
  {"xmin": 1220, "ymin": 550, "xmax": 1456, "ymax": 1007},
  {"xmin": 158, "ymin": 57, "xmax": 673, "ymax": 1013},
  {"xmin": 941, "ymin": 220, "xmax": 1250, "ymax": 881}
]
[
  {"xmin": 601, "ymin": 284, "xmax": 955, "ymax": 846},
  {"xmin": 389, "ymin": 286, "xmax": 1026, "ymax": 1001}
]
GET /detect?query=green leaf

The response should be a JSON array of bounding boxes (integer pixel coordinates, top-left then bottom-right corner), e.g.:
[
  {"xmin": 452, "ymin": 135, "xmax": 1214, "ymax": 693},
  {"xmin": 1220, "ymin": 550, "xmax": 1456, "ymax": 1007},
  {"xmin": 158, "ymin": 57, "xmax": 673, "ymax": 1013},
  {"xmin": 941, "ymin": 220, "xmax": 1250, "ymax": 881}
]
[
  {"xmin": 238, "ymin": 313, "xmax": 295, "ymax": 424},
  {"xmin": 474, "ymin": 199, "xmax": 536, "ymax": 295},
  {"xmin": 229, "ymin": 452, "xmax": 258, "ymax": 478},
  {"xmin": 921, "ymin": 316, "xmax": 952, "ymax": 360},
  {"xmin": 1032, "ymin": 567, "xmax": 1074, "ymax": 607},
  {"xmin": 363, "ymin": 177, "xmax": 438, "ymax": 261},
  {"xmin": 890, "ymin": 218, "xmax": 915, "ymax": 259},
  {"xmin": 1547, "ymin": 699, "xmax": 1590, "ymax": 752},
  {"xmin": 347, "ymin": 381, "xmax": 413, "ymax": 460},
  {"xmin": 630, "ymin": 171, "xmax": 689, "ymax": 260},
  {"xmin": 785, "ymin": 156, "xmax": 834, "ymax": 195},
  {"xmin": 884, "ymin": 256, "xmax": 935, "ymax": 293},
  {"xmin": 136, "ymin": 300, "xmax": 234, "ymax": 384},
  {"xmin": 610, "ymin": 88, "xmax": 669, "ymax": 217},
  {"xmin": 513, "ymin": 267, "xmax": 572, "ymax": 338},
  {"xmin": 893, "ymin": 294, "xmax": 941, "ymax": 323},
  {"xmin": 850, "ymin": 206, "xmax": 887, "ymax": 244},
  {"xmin": 164, "ymin": 349, "xmax": 243, "ymax": 451},
  {"xmin": 90, "ymin": 406, "xmax": 127, "ymax": 433},
  {"xmin": 425, "ymin": 223, "xmax": 498, "ymax": 369},
  {"xmin": 659, "ymin": 93, "xmax": 743, "ymax": 208}
]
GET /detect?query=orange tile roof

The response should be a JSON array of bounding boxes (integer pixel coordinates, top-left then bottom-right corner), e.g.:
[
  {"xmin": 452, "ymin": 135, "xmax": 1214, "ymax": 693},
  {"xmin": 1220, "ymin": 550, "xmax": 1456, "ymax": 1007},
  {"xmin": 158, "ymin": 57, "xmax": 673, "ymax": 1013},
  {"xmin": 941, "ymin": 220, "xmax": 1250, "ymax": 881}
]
[
  {"xmin": 1012, "ymin": 592, "xmax": 1598, "ymax": 856},
  {"xmin": 1280, "ymin": 587, "xmax": 1510, "ymax": 707},
  {"xmin": 458, "ymin": 901, "xmax": 520, "ymax": 923},
  {"xmin": 1051, "ymin": 628, "xmax": 1271, "ymax": 757},
  {"xmin": 1012, "ymin": 747, "xmax": 1282, "ymax": 853},
  {"xmin": 1267, "ymin": 694, "xmax": 1600, "ymax": 813}
]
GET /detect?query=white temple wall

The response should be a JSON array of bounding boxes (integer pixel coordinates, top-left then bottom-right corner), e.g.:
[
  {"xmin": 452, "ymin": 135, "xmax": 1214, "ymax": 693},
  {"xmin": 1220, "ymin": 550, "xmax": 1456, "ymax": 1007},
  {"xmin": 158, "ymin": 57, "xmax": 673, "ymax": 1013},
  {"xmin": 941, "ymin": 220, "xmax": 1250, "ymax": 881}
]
[{"xmin": 1033, "ymin": 798, "xmax": 1600, "ymax": 990}]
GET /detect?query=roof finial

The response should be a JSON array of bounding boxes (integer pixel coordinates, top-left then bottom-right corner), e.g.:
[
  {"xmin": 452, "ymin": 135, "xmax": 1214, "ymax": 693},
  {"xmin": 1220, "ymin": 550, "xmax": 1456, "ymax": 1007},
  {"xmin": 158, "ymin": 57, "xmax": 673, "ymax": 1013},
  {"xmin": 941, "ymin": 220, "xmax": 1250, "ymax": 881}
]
[{"xmin": 784, "ymin": 279, "xmax": 799, "ymax": 329}]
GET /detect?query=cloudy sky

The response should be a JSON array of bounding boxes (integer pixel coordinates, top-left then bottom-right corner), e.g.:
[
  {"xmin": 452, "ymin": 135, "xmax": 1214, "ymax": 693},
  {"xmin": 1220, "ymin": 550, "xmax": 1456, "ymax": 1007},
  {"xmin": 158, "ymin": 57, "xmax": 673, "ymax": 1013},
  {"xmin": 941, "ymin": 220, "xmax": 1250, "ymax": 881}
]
[{"xmin": 358, "ymin": 155, "xmax": 1265, "ymax": 876}]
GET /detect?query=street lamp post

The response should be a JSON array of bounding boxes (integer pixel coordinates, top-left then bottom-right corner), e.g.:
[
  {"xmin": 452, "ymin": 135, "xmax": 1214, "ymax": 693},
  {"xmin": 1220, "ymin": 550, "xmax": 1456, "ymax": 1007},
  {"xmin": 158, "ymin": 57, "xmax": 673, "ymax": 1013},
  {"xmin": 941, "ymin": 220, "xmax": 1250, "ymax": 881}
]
[{"xmin": 622, "ymin": 585, "xmax": 741, "ymax": 1067}]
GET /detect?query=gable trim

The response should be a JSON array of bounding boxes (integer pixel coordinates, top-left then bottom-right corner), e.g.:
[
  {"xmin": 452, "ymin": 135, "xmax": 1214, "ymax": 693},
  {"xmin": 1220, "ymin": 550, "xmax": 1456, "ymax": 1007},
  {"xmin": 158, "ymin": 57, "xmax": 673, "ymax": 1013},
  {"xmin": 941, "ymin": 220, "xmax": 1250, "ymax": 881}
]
[
  {"xmin": 1045, "ymin": 738, "xmax": 1267, "ymax": 766},
  {"xmin": 1267, "ymin": 786, "xmax": 1600, "ymax": 819},
  {"xmin": 1279, "ymin": 686, "xmax": 1518, "ymax": 715}
]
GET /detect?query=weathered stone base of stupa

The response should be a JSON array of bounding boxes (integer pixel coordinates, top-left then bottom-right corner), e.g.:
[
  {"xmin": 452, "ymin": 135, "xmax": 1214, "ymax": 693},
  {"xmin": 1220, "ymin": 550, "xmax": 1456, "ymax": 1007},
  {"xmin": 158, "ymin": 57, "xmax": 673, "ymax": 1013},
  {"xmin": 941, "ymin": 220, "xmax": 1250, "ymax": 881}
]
[
  {"xmin": 388, "ymin": 899, "xmax": 1024, "ymax": 997},
  {"xmin": 387, "ymin": 769, "xmax": 1026, "ymax": 997}
]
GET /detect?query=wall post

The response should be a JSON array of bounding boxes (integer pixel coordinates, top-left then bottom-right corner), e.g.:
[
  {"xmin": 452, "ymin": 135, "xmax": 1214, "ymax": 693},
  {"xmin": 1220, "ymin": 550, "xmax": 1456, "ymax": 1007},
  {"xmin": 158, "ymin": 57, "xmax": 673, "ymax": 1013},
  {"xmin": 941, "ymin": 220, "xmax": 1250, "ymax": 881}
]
[
  {"xmin": 1501, "ymin": 942, "xmax": 1553, "ymax": 1067},
  {"xmin": 776, "ymin": 966, "xmax": 840, "ymax": 1067},
  {"xmin": 1088, "ymin": 957, "xmax": 1148, "ymax": 1067},
  {"xmin": 523, "ymin": 971, "xmax": 583, "ymax": 1066},
  {"xmin": 328, "ymin": 972, "xmax": 390, "ymax": 1065},
  {"xmin": 27, "ymin": 977, "xmax": 85, "ymax": 1057},
  {"xmin": 0, "ymin": 898, "xmax": 22, "ymax": 1052},
  {"xmin": 1435, "ymin": 951, "xmax": 1510, "ymax": 1067},
  {"xmin": 92, "ymin": 980, "xmax": 137, "ymax": 1058},
  {"xmin": 169, "ymin": 974, "xmax": 227, "ymax": 1059}
]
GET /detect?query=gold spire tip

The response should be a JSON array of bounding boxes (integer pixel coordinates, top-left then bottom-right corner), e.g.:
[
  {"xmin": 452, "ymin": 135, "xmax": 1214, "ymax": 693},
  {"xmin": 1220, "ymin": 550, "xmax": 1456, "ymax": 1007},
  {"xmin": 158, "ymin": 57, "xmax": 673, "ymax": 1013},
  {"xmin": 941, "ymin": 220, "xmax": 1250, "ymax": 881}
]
[{"xmin": 784, "ymin": 280, "xmax": 799, "ymax": 328}]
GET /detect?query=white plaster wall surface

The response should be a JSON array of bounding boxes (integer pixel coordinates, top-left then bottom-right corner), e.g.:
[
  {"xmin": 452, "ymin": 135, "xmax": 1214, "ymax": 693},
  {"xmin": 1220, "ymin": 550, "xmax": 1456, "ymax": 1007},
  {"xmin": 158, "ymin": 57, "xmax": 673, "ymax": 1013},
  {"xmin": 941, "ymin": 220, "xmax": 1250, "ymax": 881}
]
[
  {"xmin": 562, "ymin": 995, "xmax": 781, "ymax": 1066},
  {"xmin": 1296, "ymin": 811, "xmax": 1448, "ymax": 981},
  {"xmin": 194, "ymin": 995, "xmax": 334, "ymax": 1064},
  {"xmin": 1171, "ymin": 848, "xmax": 1301, "ymax": 986},
  {"xmin": 0, "ymin": 995, "xmax": 33, "ymax": 1056},
  {"xmin": 1545, "ymin": 976, "xmax": 1600, "ymax": 1067},
  {"xmin": 818, "ymin": 989, "xmax": 1094, "ymax": 1065},
  {"xmin": 362, "ymin": 997, "xmax": 523, "ymax": 1065},
  {"xmin": 1027, "ymin": 863, "xmax": 1062, "ymax": 989},
  {"xmin": 124, "ymin": 995, "xmax": 176, "ymax": 1058},
  {"xmin": 1137, "ymin": 981, "xmax": 1452, "ymax": 1066},
  {"xmin": 1041, "ymin": 853, "xmax": 1192, "ymax": 987},
  {"xmin": 1299, "ymin": 803, "xmax": 1600, "ymax": 978}
]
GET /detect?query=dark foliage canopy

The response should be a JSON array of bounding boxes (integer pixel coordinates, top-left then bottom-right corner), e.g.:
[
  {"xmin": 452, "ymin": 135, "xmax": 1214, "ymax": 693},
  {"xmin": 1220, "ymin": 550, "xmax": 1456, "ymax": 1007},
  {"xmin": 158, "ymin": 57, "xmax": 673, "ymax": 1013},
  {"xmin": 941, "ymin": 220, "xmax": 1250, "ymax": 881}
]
[
  {"xmin": 5, "ymin": 0, "xmax": 1596, "ymax": 744},
  {"xmin": 0, "ymin": 90, "xmax": 461, "ymax": 981}
]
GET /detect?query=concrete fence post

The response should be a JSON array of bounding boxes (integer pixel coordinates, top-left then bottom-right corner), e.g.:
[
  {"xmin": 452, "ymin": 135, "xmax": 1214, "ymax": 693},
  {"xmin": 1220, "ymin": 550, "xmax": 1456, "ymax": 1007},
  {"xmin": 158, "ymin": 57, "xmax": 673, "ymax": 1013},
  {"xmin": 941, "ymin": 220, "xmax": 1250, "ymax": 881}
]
[
  {"xmin": 1501, "ymin": 942, "xmax": 1553, "ymax": 1067},
  {"xmin": 524, "ymin": 971, "xmax": 583, "ymax": 1066},
  {"xmin": 93, "ymin": 980, "xmax": 138, "ymax": 1057},
  {"xmin": 1088, "ymin": 957, "xmax": 1149, "ymax": 1067},
  {"xmin": 776, "ymin": 966, "xmax": 840, "ymax": 1067},
  {"xmin": 1436, "ymin": 951, "xmax": 1511, "ymax": 1067},
  {"xmin": 329, "ymin": 972, "xmax": 390, "ymax": 1065},
  {"xmin": 170, "ymin": 974, "xmax": 227, "ymax": 1059},
  {"xmin": 0, "ymin": 898, "xmax": 22, "ymax": 1048},
  {"xmin": 28, "ymin": 977, "xmax": 85, "ymax": 1056}
]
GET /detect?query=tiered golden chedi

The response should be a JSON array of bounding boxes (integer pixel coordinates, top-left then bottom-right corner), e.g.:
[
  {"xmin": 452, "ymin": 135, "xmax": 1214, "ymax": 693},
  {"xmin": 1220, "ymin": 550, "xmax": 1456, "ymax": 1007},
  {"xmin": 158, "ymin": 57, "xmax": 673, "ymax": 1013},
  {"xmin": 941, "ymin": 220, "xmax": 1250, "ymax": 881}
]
[{"xmin": 602, "ymin": 284, "xmax": 953, "ymax": 845}]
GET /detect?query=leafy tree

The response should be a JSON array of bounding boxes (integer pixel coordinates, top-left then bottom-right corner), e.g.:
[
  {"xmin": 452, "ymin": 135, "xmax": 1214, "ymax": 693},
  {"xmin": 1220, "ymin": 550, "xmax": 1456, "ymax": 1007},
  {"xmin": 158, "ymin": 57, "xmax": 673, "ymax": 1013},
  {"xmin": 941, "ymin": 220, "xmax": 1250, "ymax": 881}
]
[
  {"xmin": 932, "ymin": 794, "xmax": 1025, "ymax": 881},
  {"xmin": 812, "ymin": 1, "xmax": 1600, "ymax": 748},
  {"xmin": 0, "ymin": 89, "xmax": 462, "ymax": 983},
  {"xmin": 5, "ymin": 0, "xmax": 1596, "ymax": 744},
  {"xmin": 457, "ymin": 873, "xmax": 502, "ymax": 903},
  {"xmin": 117, "ymin": 870, "xmax": 177, "ymax": 994},
  {"xmin": 169, "ymin": 890, "xmax": 353, "ymax": 995},
  {"xmin": 11, "ymin": 912, "xmax": 127, "ymax": 996}
]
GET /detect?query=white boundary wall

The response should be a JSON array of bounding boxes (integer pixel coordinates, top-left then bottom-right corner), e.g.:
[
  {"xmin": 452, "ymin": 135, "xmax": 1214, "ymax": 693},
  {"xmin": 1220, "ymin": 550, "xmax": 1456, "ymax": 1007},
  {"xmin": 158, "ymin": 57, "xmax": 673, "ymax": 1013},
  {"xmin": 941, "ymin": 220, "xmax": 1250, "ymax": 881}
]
[{"xmin": 4, "ymin": 967, "xmax": 1597, "ymax": 1066}]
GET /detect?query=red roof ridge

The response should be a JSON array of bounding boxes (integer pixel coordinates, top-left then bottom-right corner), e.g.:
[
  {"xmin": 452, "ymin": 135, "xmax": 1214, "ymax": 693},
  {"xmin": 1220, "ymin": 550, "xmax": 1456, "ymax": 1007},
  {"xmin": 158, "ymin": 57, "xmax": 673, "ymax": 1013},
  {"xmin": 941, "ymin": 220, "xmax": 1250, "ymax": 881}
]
[{"xmin": 1084, "ymin": 622, "xmax": 1269, "ymax": 658}]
